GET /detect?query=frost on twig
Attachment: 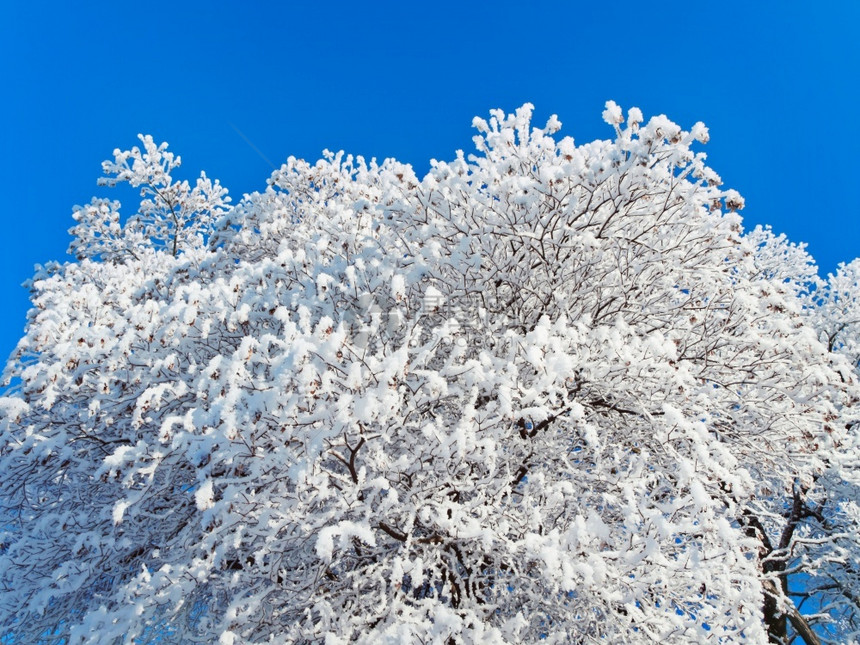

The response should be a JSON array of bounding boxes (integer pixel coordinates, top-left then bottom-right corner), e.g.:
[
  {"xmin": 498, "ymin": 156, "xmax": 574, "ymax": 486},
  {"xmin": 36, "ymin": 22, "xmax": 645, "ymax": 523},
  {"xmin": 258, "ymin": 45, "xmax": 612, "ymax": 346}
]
[{"xmin": 68, "ymin": 134, "xmax": 230, "ymax": 261}]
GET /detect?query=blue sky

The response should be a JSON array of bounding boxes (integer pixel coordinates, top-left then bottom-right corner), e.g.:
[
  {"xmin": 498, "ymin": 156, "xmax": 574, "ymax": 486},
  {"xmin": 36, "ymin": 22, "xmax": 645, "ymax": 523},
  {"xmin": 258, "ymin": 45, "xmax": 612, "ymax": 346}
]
[{"xmin": 0, "ymin": 1, "xmax": 858, "ymax": 363}]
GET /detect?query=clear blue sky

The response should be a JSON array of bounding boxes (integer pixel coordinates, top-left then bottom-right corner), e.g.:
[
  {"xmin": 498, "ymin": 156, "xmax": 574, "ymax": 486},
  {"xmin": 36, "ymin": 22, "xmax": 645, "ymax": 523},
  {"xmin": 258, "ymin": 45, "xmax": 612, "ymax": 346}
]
[{"xmin": 1, "ymin": 1, "xmax": 858, "ymax": 364}]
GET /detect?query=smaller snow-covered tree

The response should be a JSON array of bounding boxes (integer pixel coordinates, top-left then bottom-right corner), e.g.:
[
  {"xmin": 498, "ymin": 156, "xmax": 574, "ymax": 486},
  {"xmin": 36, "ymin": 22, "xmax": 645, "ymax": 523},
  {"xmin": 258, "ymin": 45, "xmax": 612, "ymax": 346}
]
[
  {"xmin": 743, "ymin": 230, "xmax": 860, "ymax": 644},
  {"xmin": 802, "ymin": 259, "xmax": 860, "ymax": 642},
  {"xmin": 68, "ymin": 134, "xmax": 230, "ymax": 261}
]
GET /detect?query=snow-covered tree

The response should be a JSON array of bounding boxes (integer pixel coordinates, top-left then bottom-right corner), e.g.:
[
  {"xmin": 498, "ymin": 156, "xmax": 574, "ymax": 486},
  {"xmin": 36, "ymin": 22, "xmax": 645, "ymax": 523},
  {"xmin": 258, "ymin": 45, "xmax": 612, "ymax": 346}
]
[{"xmin": 1, "ymin": 103, "xmax": 858, "ymax": 644}]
